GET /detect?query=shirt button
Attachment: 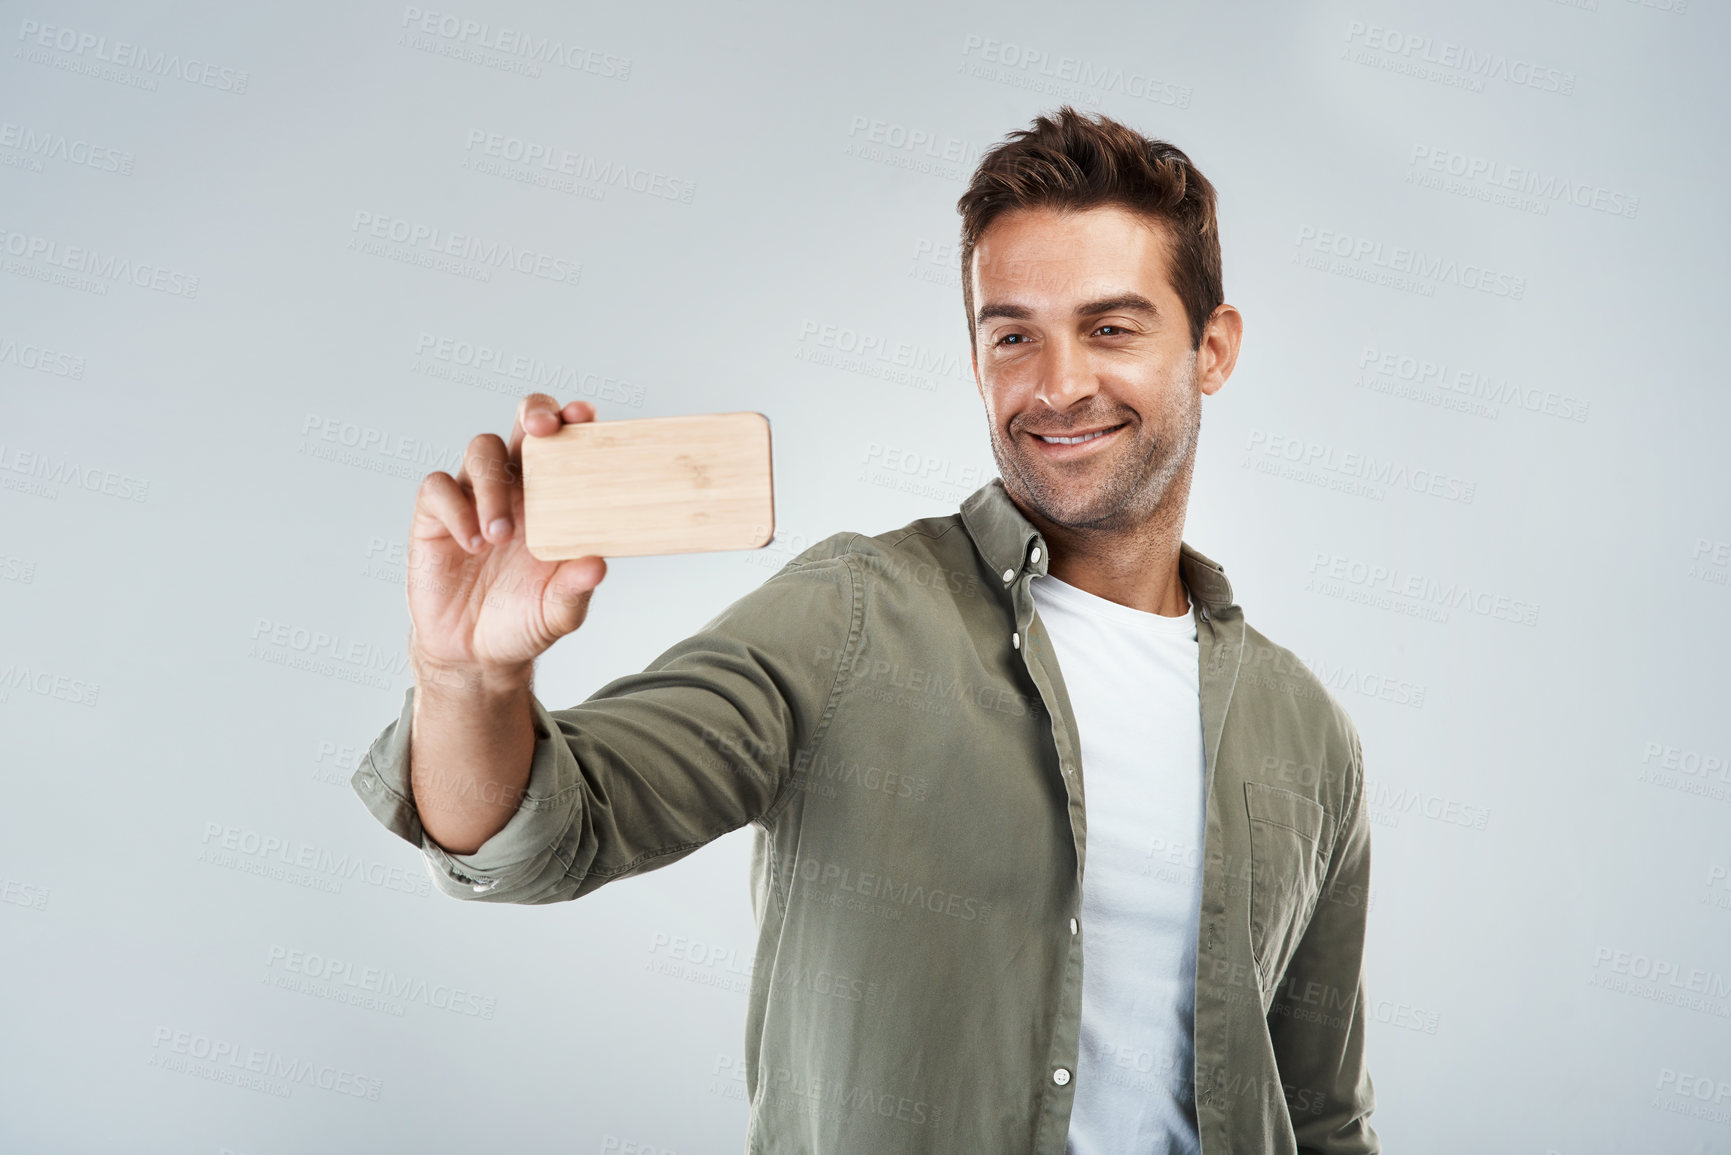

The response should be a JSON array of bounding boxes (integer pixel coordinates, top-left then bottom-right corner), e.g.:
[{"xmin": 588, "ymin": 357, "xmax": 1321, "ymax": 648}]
[
  {"xmin": 1053, "ymin": 1067, "xmax": 1071, "ymax": 1086},
  {"xmin": 1002, "ymin": 568, "xmax": 1015, "ymax": 584},
  {"xmin": 1030, "ymin": 546, "xmax": 1042, "ymax": 565},
  {"xmin": 1012, "ymin": 631, "xmax": 1020, "ymax": 650},
  {"xmin": 1069, "ymin": 918, "xmax": 1078, "ymax": 935}
]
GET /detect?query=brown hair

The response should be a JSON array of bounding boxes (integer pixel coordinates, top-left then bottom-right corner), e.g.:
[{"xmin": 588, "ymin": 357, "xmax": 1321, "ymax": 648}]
[{"xmin": 956, "ymin": 105, "xmax": 1222, "ymax": 349}]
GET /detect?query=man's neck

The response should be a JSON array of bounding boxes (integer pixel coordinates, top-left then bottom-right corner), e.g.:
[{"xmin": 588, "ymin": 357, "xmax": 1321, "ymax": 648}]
[{"xmin": 1011, "ymin": 483, "xmax": 1193, "ymax": 619}]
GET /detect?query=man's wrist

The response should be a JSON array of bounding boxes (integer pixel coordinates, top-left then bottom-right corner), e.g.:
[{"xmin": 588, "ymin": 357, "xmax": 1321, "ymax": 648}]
[{"xmin": 409, "ymin": 645, "xmax": 534, "ymax": 699}]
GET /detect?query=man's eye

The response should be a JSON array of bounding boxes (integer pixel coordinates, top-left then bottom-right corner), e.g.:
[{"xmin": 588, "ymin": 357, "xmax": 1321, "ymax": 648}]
[
  {"xmin": 1095, "ymin": 324, "xmax": 1126, "ymax": 336},
  {"xmin": 997, "ymin": 333, "xmax": 1027, "ymax": 346}
]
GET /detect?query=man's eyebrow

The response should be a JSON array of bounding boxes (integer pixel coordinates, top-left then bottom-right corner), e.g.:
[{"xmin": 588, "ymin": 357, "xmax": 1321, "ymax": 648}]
[
  {"xmin": 1073, "ymin": 293, "xmax": 1158, "ymax": 318},
  {"xmin": 975, "ymin": 293, "xmax": 1159, "ymax": 328},
  {"xmin": 975, "ymin": 301, "xmax": 1032, "ymax": 326}
]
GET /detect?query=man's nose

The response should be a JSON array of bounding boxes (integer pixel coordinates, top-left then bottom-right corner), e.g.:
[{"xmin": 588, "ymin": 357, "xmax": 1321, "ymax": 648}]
[{"xmin": 1035, "ymin": 336, "xmax": 1098, "ymax": 413}]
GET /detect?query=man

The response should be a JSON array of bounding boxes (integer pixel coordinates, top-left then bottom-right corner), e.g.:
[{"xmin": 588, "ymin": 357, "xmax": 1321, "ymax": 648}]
[{"xmin": 352, "ymin": 105, "xmax": 1378, "ymax": 1153}]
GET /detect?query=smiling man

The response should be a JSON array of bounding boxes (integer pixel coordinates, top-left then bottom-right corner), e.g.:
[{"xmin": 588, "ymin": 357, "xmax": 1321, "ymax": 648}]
[{"xmin": 352, "ymin": 105, "xmax": 1378, "ymax": 1154}]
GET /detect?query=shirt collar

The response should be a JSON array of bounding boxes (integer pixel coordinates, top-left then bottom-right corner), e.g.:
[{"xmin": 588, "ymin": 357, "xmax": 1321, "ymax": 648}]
[{"xmin": 958, "ymin": 477, "xmax": 1236, "ymax": 611}]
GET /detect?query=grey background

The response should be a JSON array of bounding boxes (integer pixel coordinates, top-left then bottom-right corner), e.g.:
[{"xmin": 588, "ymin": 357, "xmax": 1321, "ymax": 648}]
[{"xmin": 3, "ymin": 1, "xmax": 1728, "ymax": 1152}]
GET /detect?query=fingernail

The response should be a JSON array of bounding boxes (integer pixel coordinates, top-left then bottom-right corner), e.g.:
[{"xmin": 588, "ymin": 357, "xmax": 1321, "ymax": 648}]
[
  {"xmin": 468, "ymin": 534, "xmax": 484, "ymax": 550},
  {"xmin": 488, "ymin": 518, "xmax": 512, "ymax": 539}
]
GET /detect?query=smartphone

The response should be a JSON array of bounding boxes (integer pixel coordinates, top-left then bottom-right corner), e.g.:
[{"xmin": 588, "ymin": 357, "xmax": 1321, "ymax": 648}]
[{"xmin": 520, "ymin": 411, "xmax": 775, "ymax": 560}]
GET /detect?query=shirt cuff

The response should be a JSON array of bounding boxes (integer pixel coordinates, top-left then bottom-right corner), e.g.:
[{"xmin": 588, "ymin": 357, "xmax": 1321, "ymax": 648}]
[{"xmin": 350, "ymin": 683, "xmax": 580, "ymax": 901}]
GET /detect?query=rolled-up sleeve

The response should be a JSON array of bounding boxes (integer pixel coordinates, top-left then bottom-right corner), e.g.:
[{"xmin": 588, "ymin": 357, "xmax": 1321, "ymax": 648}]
[{"xmin": 349, "ymin": 548, "xmax": 860, "ymax": 905}]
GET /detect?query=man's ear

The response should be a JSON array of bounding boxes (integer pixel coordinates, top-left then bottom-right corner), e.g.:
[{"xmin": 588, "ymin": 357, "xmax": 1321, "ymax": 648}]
[{"xmin": 1198, "ymin": 303, "xmax": 1243, "ymax": 397}]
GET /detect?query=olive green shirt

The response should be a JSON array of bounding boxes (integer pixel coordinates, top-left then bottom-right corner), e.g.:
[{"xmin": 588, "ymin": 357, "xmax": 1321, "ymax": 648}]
[{"xmin": 352, "ymin": 477, "xmax": 1378, "ymax": 1153}]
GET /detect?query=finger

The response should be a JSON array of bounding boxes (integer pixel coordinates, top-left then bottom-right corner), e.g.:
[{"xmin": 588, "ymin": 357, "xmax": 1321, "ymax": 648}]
[
  {"xmin": 511, "ymin": 392, "xmax": 565, "ymax": 454},
  {"xmin": 414, "ymin": 471, "xmax": 485, "ymax": 553},
  {"xmin": 543, "ymin": 555, "xmax": 607, "ymax": 637},
  {"xmin": 508, "ymin": 395, "xmax": 596, "ymax": 459},
  {"xmin": 461, "ymin": 433, "xmax": 515, "ymax": 544}
]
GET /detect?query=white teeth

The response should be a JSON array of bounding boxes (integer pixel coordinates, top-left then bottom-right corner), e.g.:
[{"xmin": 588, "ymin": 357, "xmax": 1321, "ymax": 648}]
[{"xmin": 1038, "ymin": 429, "xmax": 1111, "ymax": 445}]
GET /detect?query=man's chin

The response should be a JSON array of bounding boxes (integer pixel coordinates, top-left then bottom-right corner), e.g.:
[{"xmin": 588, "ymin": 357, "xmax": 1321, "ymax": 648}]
[{"xmin": 1014, "ymin": 484, "xmax": 1131, "ymax": 532}]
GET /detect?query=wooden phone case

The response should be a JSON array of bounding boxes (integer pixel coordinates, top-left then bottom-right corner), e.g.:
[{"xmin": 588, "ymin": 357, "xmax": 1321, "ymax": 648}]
[{"xmin": 520, "ymin": 411, "xmax": 775, "ymax": 560}]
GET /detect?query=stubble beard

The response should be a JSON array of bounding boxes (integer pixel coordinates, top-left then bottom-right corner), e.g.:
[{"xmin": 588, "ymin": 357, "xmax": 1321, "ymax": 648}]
[{"xmin": 989, "ymin": 353, "xmax": 1201, "ymax": 534}]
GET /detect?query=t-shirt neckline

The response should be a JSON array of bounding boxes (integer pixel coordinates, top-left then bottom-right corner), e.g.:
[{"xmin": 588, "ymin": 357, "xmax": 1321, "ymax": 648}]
[{"xmin": 1031, "ymin": 572, "xmax": 1197, "ymax": 637}]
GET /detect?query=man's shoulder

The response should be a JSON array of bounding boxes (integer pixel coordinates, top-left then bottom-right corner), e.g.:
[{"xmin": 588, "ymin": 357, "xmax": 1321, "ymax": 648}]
[
  {"xmin": 773, "ymin": 513, "xmax": 986, "ymax": 598},
  {"xmin": 1230, "ymin": 613, "xmax": 1363, "ymax": 774}
]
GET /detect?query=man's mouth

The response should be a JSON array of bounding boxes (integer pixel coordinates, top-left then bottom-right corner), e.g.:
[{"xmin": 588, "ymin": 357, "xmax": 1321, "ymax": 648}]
[{"xmin": 1027, "ymin": 422, "xmax": 1127, "ymax": 446}]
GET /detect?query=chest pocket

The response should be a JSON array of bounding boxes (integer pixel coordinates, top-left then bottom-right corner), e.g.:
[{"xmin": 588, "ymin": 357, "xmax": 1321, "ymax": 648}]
[{"xmin": 1244, "ymin": 781, "xmax": 1334, "ymax": 995}]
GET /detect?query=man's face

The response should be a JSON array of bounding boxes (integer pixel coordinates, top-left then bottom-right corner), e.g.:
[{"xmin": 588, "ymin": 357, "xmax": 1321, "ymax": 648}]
[{"xmin": 968, "ymin": 203, "xmax": 1226, "ymax": 533}]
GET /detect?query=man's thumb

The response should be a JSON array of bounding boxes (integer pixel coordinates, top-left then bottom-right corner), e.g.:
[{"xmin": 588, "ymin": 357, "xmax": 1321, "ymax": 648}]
[{"xmin": 544, "ymin": 555, "xmax": 607, "ymax": 632}]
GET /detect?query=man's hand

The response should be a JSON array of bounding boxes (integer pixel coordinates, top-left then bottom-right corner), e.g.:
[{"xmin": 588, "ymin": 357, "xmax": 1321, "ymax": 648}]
[{"xmin": 407, "ymin": 394, "xmax": 608, "ymax": 680}]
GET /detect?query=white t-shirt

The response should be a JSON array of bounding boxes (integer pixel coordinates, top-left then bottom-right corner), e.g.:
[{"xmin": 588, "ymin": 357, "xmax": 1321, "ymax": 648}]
[{"xmin": 1031, "ymin": 572, "xmax": 1206, "ymax": 1155}]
